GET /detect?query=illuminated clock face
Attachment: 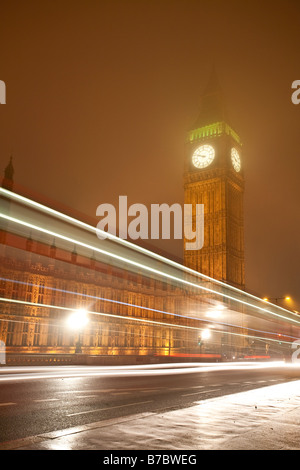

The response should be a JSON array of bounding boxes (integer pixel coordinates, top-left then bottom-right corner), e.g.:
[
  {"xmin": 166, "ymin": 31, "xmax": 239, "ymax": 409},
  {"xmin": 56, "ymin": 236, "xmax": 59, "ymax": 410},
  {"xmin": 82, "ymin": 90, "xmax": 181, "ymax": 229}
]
[
  {"xmin": 231, "ymin": 148, "xmax": 241, "ymax": 172},
  {"xmin": 192, "ymin": 145, "xmax": 215, "ymax": 169}
]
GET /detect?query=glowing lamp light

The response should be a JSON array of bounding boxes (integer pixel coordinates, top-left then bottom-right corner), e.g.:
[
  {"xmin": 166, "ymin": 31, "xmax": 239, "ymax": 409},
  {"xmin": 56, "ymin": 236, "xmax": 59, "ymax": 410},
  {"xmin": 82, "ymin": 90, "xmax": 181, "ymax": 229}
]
[
  {"xmin": 67, "ymin": 309, "xmax": 89, "ymax": 330},
  {"xmin": 201, "ymin": 329, "xmax": 211, "ymax": 340},
  {"xmin": 206, "ymin": 311, "xmax": 221, "ymax": 319},
  {"xmin": 263, "ymin": 296, "xmax": 291, "ymax": 303}
]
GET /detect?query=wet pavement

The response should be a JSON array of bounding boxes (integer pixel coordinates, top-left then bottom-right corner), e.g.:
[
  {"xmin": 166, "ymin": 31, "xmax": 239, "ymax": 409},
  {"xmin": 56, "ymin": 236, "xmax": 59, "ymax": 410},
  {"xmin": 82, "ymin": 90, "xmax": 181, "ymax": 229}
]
[{"xmin": 3, "ymin": 379, "xmax": 300, "ymax": 450}]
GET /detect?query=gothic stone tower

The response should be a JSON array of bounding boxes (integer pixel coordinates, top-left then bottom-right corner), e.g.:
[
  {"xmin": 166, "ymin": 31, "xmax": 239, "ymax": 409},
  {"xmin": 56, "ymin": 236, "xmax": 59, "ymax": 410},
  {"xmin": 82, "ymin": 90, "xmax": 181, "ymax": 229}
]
[{"xmin": 184, "ymin": 71, "xmax": 245, "ymax": 290}]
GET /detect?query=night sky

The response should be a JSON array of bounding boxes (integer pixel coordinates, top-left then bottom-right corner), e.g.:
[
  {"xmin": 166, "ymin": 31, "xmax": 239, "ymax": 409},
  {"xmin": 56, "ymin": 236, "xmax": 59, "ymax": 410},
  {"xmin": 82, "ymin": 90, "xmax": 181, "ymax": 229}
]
[{"xmin": 0, "ymin": 0, "xmax": 299, "ymax": 310}]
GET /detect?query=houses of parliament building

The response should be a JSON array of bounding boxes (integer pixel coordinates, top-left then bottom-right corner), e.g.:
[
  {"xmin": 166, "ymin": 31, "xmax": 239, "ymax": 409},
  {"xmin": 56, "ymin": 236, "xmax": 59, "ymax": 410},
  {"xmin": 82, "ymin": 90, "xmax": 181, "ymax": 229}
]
[{"xmin": 0, "ymin": 72, "xmax": 246, "ymax": 362}]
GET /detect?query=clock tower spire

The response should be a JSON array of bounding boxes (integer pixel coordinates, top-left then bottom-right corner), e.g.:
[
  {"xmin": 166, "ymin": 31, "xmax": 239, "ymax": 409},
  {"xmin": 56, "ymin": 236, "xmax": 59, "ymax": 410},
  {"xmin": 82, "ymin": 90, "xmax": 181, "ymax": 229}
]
[
  {"xmin": 184, "ymin": 71, "xmax": 245, "ymax": 290},
  {"xmin": 192, "ymin": 66, "xmax": 227, "ymax": 128}
]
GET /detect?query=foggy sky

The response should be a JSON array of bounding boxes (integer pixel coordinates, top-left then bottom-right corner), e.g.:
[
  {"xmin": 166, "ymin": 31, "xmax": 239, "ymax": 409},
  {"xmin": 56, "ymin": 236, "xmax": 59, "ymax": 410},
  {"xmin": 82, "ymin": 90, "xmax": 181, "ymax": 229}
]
[{"xmin": 0, "ymin": 0, "xmax": 299, "ymax": 310}]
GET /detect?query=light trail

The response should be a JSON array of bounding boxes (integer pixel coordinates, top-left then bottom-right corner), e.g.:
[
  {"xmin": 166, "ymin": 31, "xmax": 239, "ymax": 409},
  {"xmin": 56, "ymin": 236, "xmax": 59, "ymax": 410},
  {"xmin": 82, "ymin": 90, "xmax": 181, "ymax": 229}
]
[
  {"xmin": 1, "ymin": 210, "xmax": 300, "ymax": 329},
  {"xmin": 0, "ymin": 361, "xmax": 293, "ymax": 382},
  {"xmin": 0, "ymin": 187, "xmax": 297, "ymax": 318},
  {"xmin": 1, "ymin": 188, "xmax": 300, "ymax": 360},
  {"xmin": 0, "ymin": 296, "xmax": 296, "ymax": 346},
  {"xmin": 1, "ymin": 276, "xmax": 298, "ymax": 342},
  {"xmin": 0, "ymin": 277, "xmax": 298, "ymax": 340},
  {"xmin": 0, "ymin": 276, "xmax": 221, "ymax": 322}
]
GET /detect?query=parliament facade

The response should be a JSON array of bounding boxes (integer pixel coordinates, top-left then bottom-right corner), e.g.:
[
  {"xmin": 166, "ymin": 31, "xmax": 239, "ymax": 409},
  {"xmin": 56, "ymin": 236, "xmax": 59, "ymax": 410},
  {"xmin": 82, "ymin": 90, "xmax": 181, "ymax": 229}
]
[{"xmin": 0, "ymin": 72, "xmax": 247, "ymax": 361}]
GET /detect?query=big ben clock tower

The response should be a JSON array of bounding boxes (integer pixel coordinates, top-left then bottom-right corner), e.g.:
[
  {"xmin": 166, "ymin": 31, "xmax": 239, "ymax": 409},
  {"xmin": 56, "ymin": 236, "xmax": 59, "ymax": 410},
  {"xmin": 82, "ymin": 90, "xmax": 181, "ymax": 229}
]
[{"xmin": 184, "ymin": 70, "xmax": 245, "ymax": 290}]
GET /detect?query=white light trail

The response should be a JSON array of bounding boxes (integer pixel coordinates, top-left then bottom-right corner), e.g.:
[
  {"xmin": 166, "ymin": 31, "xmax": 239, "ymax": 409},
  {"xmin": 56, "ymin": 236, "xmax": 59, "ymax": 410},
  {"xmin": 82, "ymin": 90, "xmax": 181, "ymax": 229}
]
[
  {"xmin": 0, "ymin": 361, "xmax": 293, "ymax": 382},
  {"xmin": 0, "ymin": 296, "xmax": 295, "ymax": 346},
  {"xmin": 1, "ymin": 210, "xmax": 300, "ymax": 329},
  {"xmin": 3, "ymin": 276, "xmax": 297, "ymax": 342},
  {"xmin": 0, "ymin": 187, "xmax": 297, "ymax": 318}
]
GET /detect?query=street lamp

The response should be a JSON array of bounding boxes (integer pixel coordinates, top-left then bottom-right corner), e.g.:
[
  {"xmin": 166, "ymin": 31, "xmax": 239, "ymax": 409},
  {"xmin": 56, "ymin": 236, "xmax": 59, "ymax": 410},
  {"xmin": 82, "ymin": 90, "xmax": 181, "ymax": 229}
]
[
  {"xmin": 206, "ymin": 304, "xmax": 225, "ymax": 319},
  {"xmin": 201, "ymin": 329, "xmax": 211, "ymax": 340},
  {"xmin": 198, "ymin": 328, "xmax": 211, "ymax": 354},
  {"xmin": 263, "ymin": 296, "xmax": 291, "ymax": 305},
  {"xmin": 67, "ymin": 308, "xmax": 89, "ymax": 353}
]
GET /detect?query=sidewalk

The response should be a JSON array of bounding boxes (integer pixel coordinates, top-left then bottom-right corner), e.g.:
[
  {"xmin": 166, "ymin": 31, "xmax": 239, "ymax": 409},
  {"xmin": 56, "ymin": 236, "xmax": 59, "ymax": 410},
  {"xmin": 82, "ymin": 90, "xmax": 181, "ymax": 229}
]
[{"xmin": 3, "ymin": 380, "xmax": 300, "ymax": 450}]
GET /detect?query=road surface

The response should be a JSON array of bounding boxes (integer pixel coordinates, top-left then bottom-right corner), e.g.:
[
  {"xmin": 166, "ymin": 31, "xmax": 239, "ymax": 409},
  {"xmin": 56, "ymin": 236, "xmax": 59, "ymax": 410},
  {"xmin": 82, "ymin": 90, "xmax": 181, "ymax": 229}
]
[{"xmin": 0, "ymin": 361, "xmax": 300, "ymax": 445}]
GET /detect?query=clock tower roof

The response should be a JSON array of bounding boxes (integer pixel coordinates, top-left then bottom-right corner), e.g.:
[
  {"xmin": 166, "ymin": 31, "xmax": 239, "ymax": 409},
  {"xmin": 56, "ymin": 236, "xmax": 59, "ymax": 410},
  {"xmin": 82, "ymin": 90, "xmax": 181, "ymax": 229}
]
[
  {"xmin": 192, "ymin": 67, "xmax": 228, "ymax": 129},
  {"xmin": 187, "ymin": 69, "xmax": 241, "ymax": 147}
]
